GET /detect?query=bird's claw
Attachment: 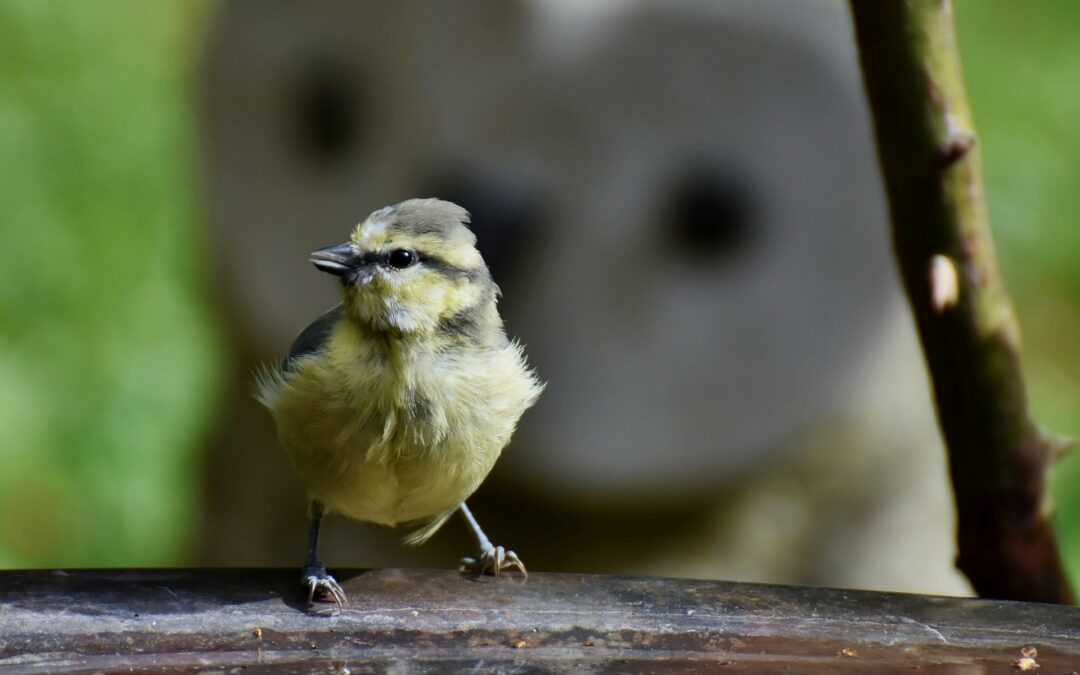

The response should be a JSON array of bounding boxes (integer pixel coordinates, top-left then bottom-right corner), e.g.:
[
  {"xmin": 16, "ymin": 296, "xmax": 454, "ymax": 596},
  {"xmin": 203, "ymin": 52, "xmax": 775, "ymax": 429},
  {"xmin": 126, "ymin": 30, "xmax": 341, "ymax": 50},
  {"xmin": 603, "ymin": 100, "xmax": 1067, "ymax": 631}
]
[
  {"xmin": 301, "ymin": 565, "xmax": 347, "ymax": 608},
  {"xmin": 461, "ymin": 545, "xmax": 527, "ymax": 578}
]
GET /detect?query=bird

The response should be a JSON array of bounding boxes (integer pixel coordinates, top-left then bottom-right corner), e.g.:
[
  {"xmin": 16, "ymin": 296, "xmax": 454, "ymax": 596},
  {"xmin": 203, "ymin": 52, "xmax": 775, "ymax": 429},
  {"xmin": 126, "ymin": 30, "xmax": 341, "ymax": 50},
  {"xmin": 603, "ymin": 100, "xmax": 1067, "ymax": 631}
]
[{"xmin": 257, "ymin": 198, "xmax": 544, "ymax": 606}]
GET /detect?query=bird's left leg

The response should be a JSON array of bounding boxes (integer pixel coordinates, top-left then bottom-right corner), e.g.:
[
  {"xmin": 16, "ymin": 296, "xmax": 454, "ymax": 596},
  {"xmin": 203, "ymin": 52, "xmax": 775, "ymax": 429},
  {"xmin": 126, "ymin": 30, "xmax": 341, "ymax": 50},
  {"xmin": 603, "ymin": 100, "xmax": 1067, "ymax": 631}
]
[
  {"xmin": 458, "ymin": 501, "xmax": 527, "ymax": 577},
  {"xmin": 301, "ymin": 500, "xmax": 347, "ymax": 607}
]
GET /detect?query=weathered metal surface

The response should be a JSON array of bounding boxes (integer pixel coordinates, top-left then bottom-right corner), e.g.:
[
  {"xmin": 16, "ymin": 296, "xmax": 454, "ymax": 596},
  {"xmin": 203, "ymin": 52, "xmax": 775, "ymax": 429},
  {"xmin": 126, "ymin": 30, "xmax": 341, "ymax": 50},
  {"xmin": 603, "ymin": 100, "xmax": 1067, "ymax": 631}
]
[{"xmin": 0, "ymin": 568, "xmax": 1078, "ymax": 673}]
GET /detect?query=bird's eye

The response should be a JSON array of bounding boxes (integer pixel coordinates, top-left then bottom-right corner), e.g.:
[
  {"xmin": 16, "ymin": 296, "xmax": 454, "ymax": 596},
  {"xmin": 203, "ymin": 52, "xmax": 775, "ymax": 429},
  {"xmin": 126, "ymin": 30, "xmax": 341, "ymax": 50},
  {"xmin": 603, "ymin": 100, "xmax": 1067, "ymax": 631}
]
[{"xmin": 387, "ymin": 249, "xmax": 417, "ymax": 269}]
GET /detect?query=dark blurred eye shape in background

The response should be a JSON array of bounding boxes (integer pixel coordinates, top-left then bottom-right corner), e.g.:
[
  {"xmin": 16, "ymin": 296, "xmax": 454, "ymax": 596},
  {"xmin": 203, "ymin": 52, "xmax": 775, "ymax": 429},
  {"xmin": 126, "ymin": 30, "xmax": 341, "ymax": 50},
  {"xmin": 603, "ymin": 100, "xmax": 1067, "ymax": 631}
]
[
  {"xmin": 420, "ymin": 167, "xmax": 545, "ymax": 288},
  {"xmin": 292, "ymin": 57, "xmax": 364, "ymax": 167},
  {"xmin": 665, "ymin": 163, "xmax": 759, "ymax": 266}
]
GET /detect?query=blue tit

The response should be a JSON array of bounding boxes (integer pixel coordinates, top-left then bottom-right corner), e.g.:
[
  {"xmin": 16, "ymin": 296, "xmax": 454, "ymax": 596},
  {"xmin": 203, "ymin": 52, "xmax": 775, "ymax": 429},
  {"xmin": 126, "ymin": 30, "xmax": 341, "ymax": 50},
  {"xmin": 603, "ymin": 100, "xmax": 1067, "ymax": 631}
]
[{"xmin": 258, "ymin": 199, "xmax": 544, "ymax": 606}]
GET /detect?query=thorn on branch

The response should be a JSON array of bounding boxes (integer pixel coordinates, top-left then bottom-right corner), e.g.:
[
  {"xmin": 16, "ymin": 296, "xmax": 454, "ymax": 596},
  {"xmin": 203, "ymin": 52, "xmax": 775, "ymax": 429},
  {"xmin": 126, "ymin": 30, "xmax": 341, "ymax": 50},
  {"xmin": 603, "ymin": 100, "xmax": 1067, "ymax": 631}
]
[
  {"xmin": 929, "ymin": 254, "xmax": 960, "ymax": 312},
  {"xmin": 1042, "ymin": 429, "xmax": 1076, "ymax": 462},
  {"xmin": 939, "ymin": 132, "xmax": 976, "ymax": 167}
]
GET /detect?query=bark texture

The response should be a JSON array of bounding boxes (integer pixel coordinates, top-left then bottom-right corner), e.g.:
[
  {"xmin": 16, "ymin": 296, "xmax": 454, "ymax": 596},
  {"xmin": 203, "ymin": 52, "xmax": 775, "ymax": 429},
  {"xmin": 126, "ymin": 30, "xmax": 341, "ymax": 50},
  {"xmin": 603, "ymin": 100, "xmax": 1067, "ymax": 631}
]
[{"xmin": 2, "ymin": 569, "xmax": 1079, "ymax": 672}]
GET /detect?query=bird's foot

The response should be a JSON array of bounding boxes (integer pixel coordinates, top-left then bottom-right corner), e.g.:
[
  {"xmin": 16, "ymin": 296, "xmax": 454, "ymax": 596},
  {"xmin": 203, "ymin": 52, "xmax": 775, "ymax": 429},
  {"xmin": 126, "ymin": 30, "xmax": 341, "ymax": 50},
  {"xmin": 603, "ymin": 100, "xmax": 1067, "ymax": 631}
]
[
  {"xmin": 301, "ymin": 564, "xmax": 347, "ymax": 607},
  {"xmin": 461, "ymin": 545, "xmax": 527, "ymax": 578}
]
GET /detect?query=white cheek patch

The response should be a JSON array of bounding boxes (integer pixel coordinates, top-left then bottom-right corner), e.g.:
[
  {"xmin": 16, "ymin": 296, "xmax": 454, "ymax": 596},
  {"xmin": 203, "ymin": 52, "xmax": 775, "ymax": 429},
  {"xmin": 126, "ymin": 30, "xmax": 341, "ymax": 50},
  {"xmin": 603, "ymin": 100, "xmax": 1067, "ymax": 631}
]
[
  {"xmin": 380, "ymin": 268, "xmax": 403, "ymax": 287},
  {"xmin": 383, "ymin": 297, "xmax": 420, "ymax": 332}
]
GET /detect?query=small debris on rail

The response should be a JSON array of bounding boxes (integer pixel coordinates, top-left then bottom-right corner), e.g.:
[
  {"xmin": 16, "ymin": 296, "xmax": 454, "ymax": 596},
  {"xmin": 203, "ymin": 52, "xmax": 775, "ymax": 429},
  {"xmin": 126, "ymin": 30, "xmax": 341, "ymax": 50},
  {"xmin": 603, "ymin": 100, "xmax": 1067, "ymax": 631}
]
[{"xmin": 1014, "ymin": 645, "xmax": 1040, "ymax": 671}]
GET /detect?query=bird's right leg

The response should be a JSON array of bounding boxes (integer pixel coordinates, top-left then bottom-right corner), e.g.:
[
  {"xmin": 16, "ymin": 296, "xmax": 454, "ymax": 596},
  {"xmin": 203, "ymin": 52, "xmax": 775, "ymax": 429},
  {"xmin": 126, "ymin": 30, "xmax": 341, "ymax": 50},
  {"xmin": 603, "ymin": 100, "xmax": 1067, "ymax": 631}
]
[
  {"xmin": 301, "ymin": 500, "xmax": 347, "ymax": 607},
  {"xmin": 458, "ymin": 501, "xmax": 527, "ymax": 577}
]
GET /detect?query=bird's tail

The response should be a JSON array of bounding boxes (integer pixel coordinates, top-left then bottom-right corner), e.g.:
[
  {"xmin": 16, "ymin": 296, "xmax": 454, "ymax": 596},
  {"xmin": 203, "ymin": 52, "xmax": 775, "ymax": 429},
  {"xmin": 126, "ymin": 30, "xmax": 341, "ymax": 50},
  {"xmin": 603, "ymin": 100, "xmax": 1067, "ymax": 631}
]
[{"xmin": 402, "ymin": 508, "xmax": 456, "ymax": 546}]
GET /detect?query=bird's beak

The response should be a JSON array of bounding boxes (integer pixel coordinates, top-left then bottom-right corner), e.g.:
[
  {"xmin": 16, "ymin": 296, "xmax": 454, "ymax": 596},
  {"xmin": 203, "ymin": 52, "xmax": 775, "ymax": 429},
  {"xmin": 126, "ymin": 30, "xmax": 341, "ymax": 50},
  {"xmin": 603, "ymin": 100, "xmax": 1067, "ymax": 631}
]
[{"xmin": 310, "ymin": 243, "xmax": 358, "ymax": 277}]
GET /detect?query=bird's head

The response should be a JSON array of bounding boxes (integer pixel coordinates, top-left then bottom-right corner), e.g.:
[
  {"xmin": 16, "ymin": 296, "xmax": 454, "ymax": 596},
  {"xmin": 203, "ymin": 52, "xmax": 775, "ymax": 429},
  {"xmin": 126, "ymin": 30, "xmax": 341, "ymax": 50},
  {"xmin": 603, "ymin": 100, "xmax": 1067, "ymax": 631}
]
[{"xmin": 311, "ymin": 199, "xmax": 498, "ymax": 337}]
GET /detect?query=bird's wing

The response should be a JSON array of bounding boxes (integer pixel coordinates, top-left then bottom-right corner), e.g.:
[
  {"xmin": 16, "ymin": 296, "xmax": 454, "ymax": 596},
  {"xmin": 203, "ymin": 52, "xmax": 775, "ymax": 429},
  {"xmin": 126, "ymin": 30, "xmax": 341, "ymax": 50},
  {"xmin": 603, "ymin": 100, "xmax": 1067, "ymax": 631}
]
[{"xmin": 281, "ymin": 304, "xmax": 344, "ymax": 373}]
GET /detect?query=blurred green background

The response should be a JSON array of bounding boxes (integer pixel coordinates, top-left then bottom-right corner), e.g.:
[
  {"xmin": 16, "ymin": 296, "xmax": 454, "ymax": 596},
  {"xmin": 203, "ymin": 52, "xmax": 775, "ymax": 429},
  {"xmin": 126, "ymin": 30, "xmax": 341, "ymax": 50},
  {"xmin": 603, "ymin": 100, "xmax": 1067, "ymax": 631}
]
[
  {"xmin": 1, "ymin": 0, "xmax": 1079, "ymax": 587},
  {"xmin": 0, "ymin": 1, "xmax": 220, "ymax": 566}
]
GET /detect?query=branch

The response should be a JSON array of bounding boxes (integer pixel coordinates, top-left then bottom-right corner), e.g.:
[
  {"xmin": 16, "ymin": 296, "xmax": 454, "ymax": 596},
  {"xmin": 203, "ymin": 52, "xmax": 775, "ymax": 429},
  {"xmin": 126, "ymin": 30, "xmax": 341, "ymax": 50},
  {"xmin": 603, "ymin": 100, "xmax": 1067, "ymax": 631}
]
[
  {"xmin": 849, "ymin": 0, "xmax": 1073, "ymax": 603},
  {"xmin": 2, "ymin": 569, "xmax": 1079, "ymax": 671}
]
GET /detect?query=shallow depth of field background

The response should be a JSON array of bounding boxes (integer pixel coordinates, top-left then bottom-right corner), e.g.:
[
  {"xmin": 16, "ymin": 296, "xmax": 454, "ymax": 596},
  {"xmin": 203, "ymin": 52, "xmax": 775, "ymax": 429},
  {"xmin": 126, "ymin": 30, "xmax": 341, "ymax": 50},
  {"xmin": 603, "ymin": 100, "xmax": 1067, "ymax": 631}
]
[{"xmin": 2, "ymin": 1, "xmax": 1080, "ymax": 587}]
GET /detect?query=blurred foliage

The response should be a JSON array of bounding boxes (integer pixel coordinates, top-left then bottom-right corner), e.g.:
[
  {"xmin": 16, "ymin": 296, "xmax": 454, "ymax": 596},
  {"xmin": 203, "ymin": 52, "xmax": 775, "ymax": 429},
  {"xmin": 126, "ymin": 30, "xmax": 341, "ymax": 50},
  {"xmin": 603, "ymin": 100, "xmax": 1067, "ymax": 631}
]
[
  {"xmin": 956, "ymin": 2, "xmax": 1080, "ymax": 585},
  {"xmin": 0, "ymin": 1, "xmax": 221, "ymax": 566}
]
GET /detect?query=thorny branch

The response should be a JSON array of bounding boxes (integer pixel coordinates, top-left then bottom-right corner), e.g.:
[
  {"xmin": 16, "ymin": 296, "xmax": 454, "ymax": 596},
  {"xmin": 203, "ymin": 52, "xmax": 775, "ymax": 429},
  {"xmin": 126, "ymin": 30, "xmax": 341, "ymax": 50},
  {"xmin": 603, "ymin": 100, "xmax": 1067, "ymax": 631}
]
[{"xmin": 849, "ymin": 0, "xmax": 1073, "ymax": 603}]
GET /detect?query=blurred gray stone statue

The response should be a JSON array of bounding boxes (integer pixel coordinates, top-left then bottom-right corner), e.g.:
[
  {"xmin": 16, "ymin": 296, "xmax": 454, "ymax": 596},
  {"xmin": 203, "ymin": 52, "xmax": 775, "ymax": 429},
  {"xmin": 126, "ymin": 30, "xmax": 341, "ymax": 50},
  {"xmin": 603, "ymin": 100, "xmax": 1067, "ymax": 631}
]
[{"xmin": 199, "ymin": 0, "xmax": 968, "ymax": 595}]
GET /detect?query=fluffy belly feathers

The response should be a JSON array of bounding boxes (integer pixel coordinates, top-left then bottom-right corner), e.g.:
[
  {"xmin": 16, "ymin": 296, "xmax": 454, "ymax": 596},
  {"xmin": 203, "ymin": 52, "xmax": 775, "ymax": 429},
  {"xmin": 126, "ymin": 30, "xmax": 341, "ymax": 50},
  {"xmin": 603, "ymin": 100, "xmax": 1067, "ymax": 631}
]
[{"xmin": 264, "ymin": 333, "xmax": 538, "ymax": 529}]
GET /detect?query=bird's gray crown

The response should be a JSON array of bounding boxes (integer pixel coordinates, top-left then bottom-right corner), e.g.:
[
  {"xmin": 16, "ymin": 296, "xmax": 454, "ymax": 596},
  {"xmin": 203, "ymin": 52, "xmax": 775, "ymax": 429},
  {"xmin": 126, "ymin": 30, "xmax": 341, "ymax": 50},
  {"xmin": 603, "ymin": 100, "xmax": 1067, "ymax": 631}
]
[{"xmin": 369, "ymin": 198, "xmax": 475, "ymax": 243}]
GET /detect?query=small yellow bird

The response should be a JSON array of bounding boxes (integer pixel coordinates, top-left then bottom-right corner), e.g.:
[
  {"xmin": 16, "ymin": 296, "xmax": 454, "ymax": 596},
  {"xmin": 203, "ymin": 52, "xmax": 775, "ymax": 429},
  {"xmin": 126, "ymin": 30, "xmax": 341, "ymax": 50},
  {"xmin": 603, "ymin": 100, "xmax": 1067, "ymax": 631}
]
[{"xmin": 258, "ymin": 199, "xmax": 543, "ymax": 605}]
